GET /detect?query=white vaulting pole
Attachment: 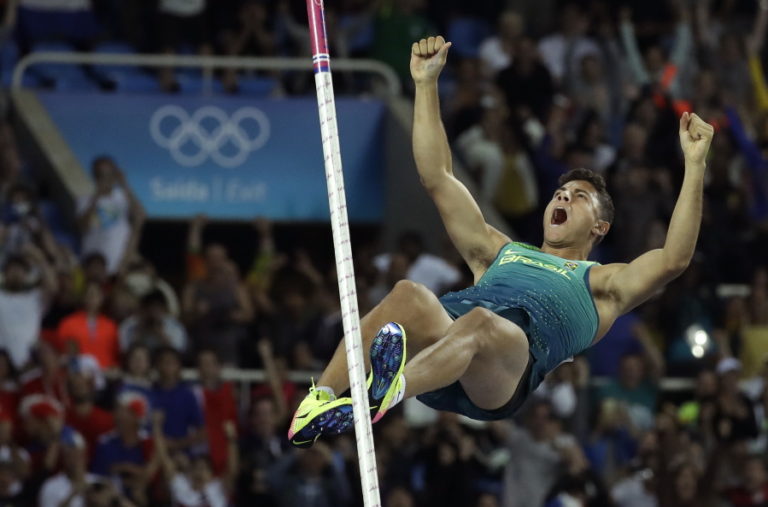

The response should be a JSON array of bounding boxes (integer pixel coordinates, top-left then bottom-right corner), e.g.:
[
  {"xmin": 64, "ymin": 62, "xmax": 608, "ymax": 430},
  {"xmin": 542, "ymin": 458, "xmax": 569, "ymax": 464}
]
[{"xmin": 305, "ymin": 1, "xmax": 381, "ymax": 506}]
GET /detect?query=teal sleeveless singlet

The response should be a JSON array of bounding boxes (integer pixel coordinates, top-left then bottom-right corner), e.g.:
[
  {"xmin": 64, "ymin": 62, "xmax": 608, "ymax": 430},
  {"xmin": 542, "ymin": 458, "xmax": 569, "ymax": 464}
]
[{"xmin": 416, "ymin": 242, "xmax": 600, "ymax": 420}]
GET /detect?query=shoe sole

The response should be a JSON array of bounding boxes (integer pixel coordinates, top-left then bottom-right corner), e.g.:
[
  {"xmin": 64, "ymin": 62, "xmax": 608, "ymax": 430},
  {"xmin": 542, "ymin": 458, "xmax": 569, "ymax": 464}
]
[
  {"xmin": 369, "ymin": 322, "xmax": 407, "ymax": 423},
  {"xmin": 288, "ymin": 399, "xmax": 355, "ymax": 449}
]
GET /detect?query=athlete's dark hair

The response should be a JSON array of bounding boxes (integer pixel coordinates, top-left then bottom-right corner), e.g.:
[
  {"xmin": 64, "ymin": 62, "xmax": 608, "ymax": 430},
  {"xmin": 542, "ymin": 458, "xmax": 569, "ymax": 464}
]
[{"xmin": 558, "ymin": 168, "xmax": 614, "ymax": 224}]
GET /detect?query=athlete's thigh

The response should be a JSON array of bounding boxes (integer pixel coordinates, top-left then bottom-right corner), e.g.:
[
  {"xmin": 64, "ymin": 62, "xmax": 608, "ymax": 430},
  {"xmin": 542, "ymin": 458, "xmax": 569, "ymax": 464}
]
[
  {"xmin": 459, "ymin": 313, "xmax": 530, "ymax": 411},
  {"xmin": 361, "ymin": 280, "xmax": 454, "ymax": 355}
]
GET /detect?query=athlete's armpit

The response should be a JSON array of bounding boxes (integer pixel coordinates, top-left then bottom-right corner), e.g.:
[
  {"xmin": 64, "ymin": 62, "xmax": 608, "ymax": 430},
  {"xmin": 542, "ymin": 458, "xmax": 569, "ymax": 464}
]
[{"xmin": 592, "ymin": 248, "xmax": 685, "ymax": 315}]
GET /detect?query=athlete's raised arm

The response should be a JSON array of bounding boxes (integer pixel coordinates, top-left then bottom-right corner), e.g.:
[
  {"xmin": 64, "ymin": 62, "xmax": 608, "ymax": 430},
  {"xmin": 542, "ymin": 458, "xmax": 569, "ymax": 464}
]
[
  {"xmin": 411, "ymin": 36, "xmax": 510, "ymax": 279},
  {"xmin": 596, "ymin": 112, "xmax": 714, "ymax": 314}
]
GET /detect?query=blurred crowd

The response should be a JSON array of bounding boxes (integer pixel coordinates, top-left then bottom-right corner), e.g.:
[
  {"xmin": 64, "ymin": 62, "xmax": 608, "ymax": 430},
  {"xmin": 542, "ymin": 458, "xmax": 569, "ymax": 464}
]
[{"xmin": 0, "ymin": 0, "xmax": 766, "ymax": 506}]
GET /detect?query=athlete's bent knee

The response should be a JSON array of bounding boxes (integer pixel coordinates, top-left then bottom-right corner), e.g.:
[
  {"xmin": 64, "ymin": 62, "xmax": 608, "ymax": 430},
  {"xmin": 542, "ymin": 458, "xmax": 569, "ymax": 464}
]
[
  {"xmin": 390, "ymin": 280, "xmax": 436, "ymax": 308},
  {"xmin": 392, "ymin": 279, "xmax": 428, "ymax": 297}
]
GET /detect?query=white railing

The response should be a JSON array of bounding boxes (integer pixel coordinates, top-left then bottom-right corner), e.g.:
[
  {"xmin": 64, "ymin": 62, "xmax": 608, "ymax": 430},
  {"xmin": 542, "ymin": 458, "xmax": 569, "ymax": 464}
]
[
  {"xmin": 181, "ymin": 367, "xmax": 700, "ymax": 420},
  {"xmin": 182, "ymin": 367, "xmax": 698, "ymax": 390},
  {"xmin": 181, "ymin": 368, "xmax": 320, "ymax": 413},
  {"xmin": 11, "ymin": 52, "xmax": 402, "ymax": 96},
  {"xmin": 181, "ymin": 367, "xmax": 317, "ymax": 384}
]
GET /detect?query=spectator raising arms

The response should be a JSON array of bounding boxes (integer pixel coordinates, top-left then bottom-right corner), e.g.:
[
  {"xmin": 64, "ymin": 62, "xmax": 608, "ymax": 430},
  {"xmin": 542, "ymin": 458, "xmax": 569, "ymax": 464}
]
[
  {"xmin": 0, "ymin": 244, "xmax": 57, "ymax": 370},
  {"xmin": 195, "ymin": 349, "xmax": 237, "ymax": 475},
  {"xmin": 0, "ymin": 183, "xmax": 62, "ymax": 269},
  {"xmin": 77, "ymin": 156, "xmax": 145, "ymax": 276},
  {"xmin": 183, "ymin": 216, "xmax": 253, "ymax": 364}
]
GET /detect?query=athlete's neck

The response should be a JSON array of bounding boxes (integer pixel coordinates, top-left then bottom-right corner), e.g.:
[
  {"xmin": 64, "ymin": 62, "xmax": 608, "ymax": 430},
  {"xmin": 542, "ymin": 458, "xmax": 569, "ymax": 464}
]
[{"xmin": 540, "ymin": 243, "xmax": 590, "ymax": 260}]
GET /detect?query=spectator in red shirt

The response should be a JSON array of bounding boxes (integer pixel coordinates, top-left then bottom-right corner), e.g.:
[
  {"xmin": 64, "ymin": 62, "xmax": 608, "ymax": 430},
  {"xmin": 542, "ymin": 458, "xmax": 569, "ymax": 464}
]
[
  {"xmin": 725, "ymin": 456, "xmax": 768, "ymax": 507},
  {"xmin": 0, "ymin": 408, "xmax": 14, "ymax": 449},
  {"xmin": 56, "ymin": 282, "xmax": 119, "ymax": 369},
  {"xmin": 195, "ymin": 349, "xmax": 237, "ymax": 475},
  {"xmin": 18, "ymin": 395, "xmax": 67, "ymax": 478},
  {"xmin": 20, "ymin": 341, "xmax": 68, "ymax": 406},
  {"xmin": 64, "ymin": 356, "xmax": 113, "ymax": 455},
  {"xmin": 0, "ymin": 405, "xmax": 29, "ymax": 493},
  {"xmin": 0, "ymin": 351, "xmax": 18, "ymax": 423}
]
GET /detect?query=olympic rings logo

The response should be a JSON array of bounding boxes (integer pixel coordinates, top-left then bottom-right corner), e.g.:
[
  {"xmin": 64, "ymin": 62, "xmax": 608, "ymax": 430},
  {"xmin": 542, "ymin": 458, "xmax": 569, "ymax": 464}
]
[{"xmin": 149, "ymin": 105, "xmax": 271, "ymax": 168}]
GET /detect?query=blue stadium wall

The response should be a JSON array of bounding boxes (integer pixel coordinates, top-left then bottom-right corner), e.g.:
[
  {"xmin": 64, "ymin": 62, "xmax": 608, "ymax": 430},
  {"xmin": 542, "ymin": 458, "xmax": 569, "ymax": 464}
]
[{"xmin": 36, "ymin": 92, "xmax": 386, "ymax": 222}]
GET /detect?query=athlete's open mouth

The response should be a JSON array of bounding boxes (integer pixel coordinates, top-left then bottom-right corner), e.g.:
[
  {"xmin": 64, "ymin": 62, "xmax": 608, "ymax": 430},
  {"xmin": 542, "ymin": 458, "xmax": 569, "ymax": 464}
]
[{"xmin": 551, "ymin": 207, "xmax": 568, "ymax": 225}]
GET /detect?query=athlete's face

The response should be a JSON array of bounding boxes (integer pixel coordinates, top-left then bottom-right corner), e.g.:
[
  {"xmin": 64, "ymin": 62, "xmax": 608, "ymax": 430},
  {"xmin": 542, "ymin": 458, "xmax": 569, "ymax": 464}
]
[{"xmin": 542, "ymin": 180, "xmax": 609, "ymax": 248}]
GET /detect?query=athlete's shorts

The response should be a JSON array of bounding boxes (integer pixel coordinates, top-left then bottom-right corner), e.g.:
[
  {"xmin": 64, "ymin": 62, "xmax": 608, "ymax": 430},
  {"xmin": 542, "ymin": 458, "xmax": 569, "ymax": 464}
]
[{"xmin": 415, "ymin": 300, "xmax": 548, "ymax": 421}]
